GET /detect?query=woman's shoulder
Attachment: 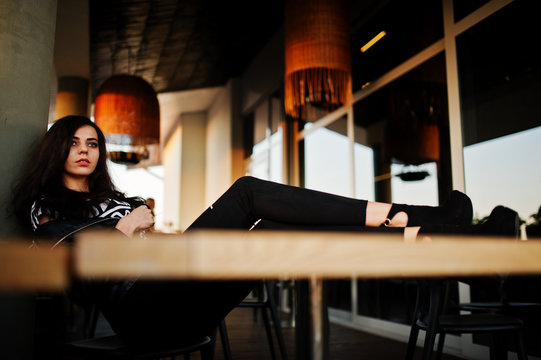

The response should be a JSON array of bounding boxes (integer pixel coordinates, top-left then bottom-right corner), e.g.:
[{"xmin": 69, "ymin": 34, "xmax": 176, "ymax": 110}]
[{"xmin": 30, "ymin": 197, "xmax": 55, "ymax": 231}]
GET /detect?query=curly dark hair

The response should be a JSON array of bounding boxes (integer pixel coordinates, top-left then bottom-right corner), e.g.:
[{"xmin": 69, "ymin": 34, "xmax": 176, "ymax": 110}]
[{"xmin": 12, "ymin": 115, "xmax": 142, "ymax": 229}]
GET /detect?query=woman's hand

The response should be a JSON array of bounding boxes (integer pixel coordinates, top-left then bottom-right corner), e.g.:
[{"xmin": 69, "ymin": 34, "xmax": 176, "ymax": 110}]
[{"xmin": 115, "ymin": 205, "xmax": 154, "ymax": 237}]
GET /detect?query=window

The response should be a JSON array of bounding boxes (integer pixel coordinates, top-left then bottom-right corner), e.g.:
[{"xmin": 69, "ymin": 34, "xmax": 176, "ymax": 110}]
[
  {"xmin": 304, "ymin": 116, "xmax": 351, "ymax": 197},
  {"xmin": 458, "ymin": 0, "xmax": 541, "ymax": 221},
  {"xmin": 248, "ymin": 96, "xmax": 284, "ymax": 183},
  {"xmin": 351, "ymin": 0, "xmax": 443, "ymax": 91}
]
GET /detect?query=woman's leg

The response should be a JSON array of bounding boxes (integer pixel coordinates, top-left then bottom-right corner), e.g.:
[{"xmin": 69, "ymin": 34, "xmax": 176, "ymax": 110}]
[
  {"xmin": 188, "ymin": 176, "xmax": 472, "ymax": 231},
  {"xmin": 188, "ymin": 176, "xmax": 369, "ymax": 230},
  {"xmin": 366, "ymin": 202, "xmax": 408, "ymax": 227},
  {"xmin": 104, "ymin": 279, "xmax": 257, "ymax": 348}
]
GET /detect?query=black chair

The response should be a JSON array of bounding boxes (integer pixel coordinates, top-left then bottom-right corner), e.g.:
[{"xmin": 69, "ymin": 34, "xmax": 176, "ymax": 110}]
[
  {"xmin": 64, "ymin": 334, "xmax": 213, "ymax": 359},
  {"xmin": 219, "ymin": 280, "xmax": 288, "ymax": 360},
  {"xmin": 456, "ymin": 206, "xmax": 541, "ymax": 344},
  {"xmin": 405, "ymin": 278, "xmax": 528, "ymax": 360},
  {"xmin": 62, "ymin": 301, "xmax": 215, "ymax": 360},
  {"xmin": 458, "ymin": 276, "xmax": 541, "ymax": 317}
]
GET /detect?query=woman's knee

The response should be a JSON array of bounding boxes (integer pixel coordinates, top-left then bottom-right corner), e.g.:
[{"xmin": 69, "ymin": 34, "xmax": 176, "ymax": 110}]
[{"xmin": 231, "ymin": 176, "xmax": 259, "ymax": 191}]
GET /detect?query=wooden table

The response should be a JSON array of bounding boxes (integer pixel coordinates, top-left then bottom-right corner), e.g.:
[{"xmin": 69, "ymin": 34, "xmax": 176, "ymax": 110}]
[
  {"xmin": 0, "ymin": 241, "xmax": 69, "ymax": 292},
  {"xmin": 3, "ymin": 231, "xmax": 541, "ymax": 359},
  {"xmin": 72, "ymin": 230, "xmax": 541, "ymax": 360}
]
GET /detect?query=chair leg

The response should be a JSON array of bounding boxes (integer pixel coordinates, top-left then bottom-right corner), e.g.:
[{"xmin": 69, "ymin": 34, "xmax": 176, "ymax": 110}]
[
  {"xmin": 261, "ymin": 303, "xmax": 278, "ymax": 360},
  {"xmin": 491, "ymin": 332, "xmax": 508, "ymax": 360},
  {"xmin": 200, "ymin": 340, "xmax": 215, "ymax": 360},
  {"xmin": 422, "ymin": 280, "xmax": 445, "ymax": 360},
  {"xmin": 254, "ymin": 282, "xmax": 265, "ymax": 322},
  {"xmin": 435, "ymin": 333, "xmax": 446, "ymax": 360},
  {"xmin": 265, "ymin": 281, "xmax": 289, "ymax": 360},
  {"xmin": 405, "ymin": 324, "xmax": 419, "ymax": 360},
  {"xmin": 422, "ymin": 329, "xmax": 438, "ymax": 360},
  {"xmin": 514, "ymin": 330, "xmax": 528, "ymax": 360},
  {"xmin": 219, "ymin": 319, "xmax": 233, "ymax": 360}
]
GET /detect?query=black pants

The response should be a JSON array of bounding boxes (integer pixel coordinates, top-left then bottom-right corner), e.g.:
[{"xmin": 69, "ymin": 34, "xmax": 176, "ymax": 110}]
[{"xmin": 106, "ymin": 176, "xmax": 373, "ymax": 347}]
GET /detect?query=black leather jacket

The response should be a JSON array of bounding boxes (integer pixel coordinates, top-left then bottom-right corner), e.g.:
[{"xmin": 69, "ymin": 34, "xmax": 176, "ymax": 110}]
[
  {"xmin": 34, "ymin": 217, "xmax": 136, "ymax": 310},
  {"xmin": 35, "ymin": 217, "xmax": 120, "ymax": 246}
]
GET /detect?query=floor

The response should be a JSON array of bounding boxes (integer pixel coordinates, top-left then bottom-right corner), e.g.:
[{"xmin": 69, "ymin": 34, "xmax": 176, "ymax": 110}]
[
  {"xmin": 87, "ymin": 296, "xmax": 465, "ymax": 360},
  {"xmin": 208, "ymin": 307, "xmax": 465, "ymax": 360}
]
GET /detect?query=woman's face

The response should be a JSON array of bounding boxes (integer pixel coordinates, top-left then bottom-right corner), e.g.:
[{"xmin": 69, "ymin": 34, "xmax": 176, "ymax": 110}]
[{"xmin": 63, "ymin": 125, "xmax": 100, "ymax": 186}]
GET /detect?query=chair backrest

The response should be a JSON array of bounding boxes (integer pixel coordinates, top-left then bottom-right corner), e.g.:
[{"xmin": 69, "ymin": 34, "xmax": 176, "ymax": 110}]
[{"xmin": 412, "ymin": 279, "xmax": 452, "ymax": 330}]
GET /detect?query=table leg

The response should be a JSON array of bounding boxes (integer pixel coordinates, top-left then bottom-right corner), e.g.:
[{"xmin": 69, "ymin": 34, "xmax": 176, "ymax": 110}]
[{"xmin": 310, "ymin": 276, "xmax": 323, "ymax": 360}]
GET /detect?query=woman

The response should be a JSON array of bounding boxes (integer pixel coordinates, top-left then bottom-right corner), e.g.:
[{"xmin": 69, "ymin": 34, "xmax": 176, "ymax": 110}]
[{"xmin": 12, "ymin": 115, "xmax": 476, "ymax": 348}]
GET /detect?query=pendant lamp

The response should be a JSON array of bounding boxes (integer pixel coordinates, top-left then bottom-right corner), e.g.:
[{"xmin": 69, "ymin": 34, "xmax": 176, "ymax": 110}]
[
  {"xmin": 94, "ymin": 74, "xmax": 160, "ymax": 165},
  {"xmin": 385, "ymin": 83, "xmax": 442, "ymax": 166},
  {"xmin": 284, "ymin": 0, "xmax": 352, "ymax": 120}
]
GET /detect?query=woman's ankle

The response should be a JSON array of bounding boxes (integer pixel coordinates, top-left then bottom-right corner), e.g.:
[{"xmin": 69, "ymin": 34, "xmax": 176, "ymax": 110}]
[
  {"xmin": 365, "ymin": 202, "xmax": 409, "ymax": 227},
  {"xmin": 389, "ymin": 211, "xmax": 408, "ymax": 227}
]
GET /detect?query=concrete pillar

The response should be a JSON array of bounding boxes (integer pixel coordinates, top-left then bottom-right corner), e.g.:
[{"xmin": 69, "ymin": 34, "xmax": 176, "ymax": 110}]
[
  {"xmin": 206, "ymin": 83, "xmax": 233, "ymax": 202},
  {"xmin": 179, "ymin": 112, "xmax": 206, "ymax": 231},
  {"xmin": 163, "ymin": 121, "xmax": 182, "ymax": 232},
  {"xmin": 0, "ymin": 0, "xmax": 57, "ymax": 236},
  {"xmin": 0, "ymin": 1, "xmax": 57, "ymax": 359},
  {"xmin": 162, "ymin": 112, "xmax": 207, "ymax": 233}
]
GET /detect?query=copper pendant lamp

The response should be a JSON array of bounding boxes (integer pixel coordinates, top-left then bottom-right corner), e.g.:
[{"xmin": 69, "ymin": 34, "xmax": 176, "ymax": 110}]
[
  {"xmin": 94, "ymin": 74, "xmax": 160, "ymax": 165},
  {"xmin": 284, "ymin": 0, "xmax": 352, "ymax": 120},
  {"xmin": 386, "ymin": 123, "xmax": 440, "ymax": 166},
  {"xmin": 385, "ymin": 83, "xmax": 442, "ymax": 166}
]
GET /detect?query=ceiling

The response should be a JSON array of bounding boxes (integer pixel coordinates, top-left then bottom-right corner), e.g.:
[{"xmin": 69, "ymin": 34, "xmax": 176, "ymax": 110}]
[{"xmin": 89, "ymin": 0, "xmax": 285, "ymax": 99}]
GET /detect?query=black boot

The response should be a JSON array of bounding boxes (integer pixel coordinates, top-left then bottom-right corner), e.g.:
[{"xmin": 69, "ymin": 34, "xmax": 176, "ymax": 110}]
[
  {"xmin": 387, "ymin": 190, "xmax": 473, "ymax": 227},
  {"xmin": 418, "ymin": 205, "xmax": 520, "ymax": 237}
]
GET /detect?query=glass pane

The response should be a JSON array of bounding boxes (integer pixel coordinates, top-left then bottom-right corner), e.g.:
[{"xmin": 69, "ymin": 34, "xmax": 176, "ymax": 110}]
[
  {"xmin": 458, "ymin": 1, "xmax": 541, "ymax": 147},
  {"xmin": 353, "ymin": 53, "xmax": 450, "ymax": 203},
  {"xmin": 304, "ymin": 116, "xmax": 352, "ymax": 311},
  {"xmin": 254, "ymin": 100, "xmax": 269, "ymax": 144},
  {"xmin": 109, "ymin": 162, "xmax": 164, "ymax": 231},
  {"xmin": 269, "ymin": 128, "xmax": 283, "ymax": 183},
  {"xmin": 351, "ymin": 0, "xmax": 443, "ymax": 91},
  {"xmin": 356, "ymin": 279, "xmax": 417, "ymax": 325},
  {"xmin": 304, "ymin": 116, "xmax": 351, "ymax": 197},
  {"xmin": 464, "ymin": 127, "xmax": 541, "ymax": 221},
  {"xmin": 250, "ymin": 129, "xmax": 283, "ymax": 183},
  {"xmin": 327, "ymin": 279, "xmax": 351, "ymax": 311},
  {"xmin": 457, "ymin": 2, "xmax": 541, "ymax": 354},
  {"xmin": 250, "ymin": 140, "xmax": 270, "ymax": 180},
  {"xmin": 458, "ymin": 0, "xmax": 541, "ymax": 220},
  {"xmin": 352, "ymin": 53, "xmax": 449, "ymax": 325},
  {"xmin": 248, "ymin": 96, "xmax": 284, "ymax": 183},
  {"xmin": 391, "ymin": 162, "xmax": 439, "ymax": 206},
  {"xmin": 354, "ymin": 140, "xmax": 375, "ymax": 201}
]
